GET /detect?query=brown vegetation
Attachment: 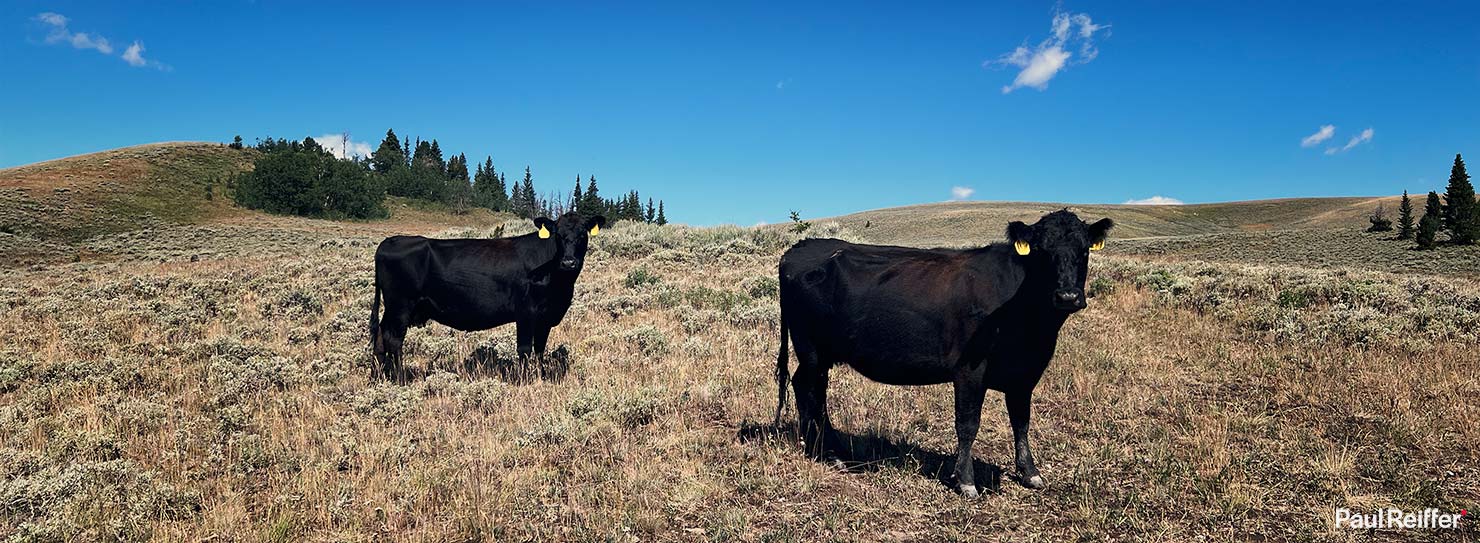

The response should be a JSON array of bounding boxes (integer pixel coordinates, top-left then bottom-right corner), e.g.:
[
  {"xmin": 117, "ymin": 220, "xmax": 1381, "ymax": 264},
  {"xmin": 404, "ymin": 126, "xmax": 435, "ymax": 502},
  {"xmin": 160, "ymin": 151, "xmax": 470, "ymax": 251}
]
[{"xmin": 1, "ymin": 210, "xmax": 1477, "ymax": 541}]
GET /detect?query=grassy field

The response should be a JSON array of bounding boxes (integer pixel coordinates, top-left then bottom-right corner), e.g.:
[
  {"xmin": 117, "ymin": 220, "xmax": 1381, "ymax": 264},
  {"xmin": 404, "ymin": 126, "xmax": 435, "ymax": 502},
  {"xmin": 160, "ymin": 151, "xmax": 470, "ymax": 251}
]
[{"xmin": 1, "ymin": 145, "xmax": 1477, "ymax": 541}]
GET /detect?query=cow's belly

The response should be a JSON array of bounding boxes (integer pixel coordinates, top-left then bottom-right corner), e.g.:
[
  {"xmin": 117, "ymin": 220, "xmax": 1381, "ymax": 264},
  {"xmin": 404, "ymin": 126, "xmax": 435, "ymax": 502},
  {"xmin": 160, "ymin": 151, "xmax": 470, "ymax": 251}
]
[
  {"xmin": 431, "ymin": 312, "xmax": 514, "ymax": 332},
  {"xmin": 841, "ymin": 353, "xmax": 956, "ymax": 386}
]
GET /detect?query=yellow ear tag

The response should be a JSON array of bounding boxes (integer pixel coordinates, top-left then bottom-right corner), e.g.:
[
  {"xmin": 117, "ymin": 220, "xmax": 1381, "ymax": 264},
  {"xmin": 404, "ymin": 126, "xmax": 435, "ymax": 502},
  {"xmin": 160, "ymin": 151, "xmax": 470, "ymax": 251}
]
[
  {"xmin": 1014, "ymin": 240, "xmax": 1031, "ymax": 256},
  {"xmin": 589, "ymin": 224, "xmax": 599, "ymax": 236},
  {"xmin": 538, "ymin": 225, "xmax": 550, "ymax": 239},
  {"xmin": 1090, "ymin": 240, "xmax": 1105, "ymax": 252}
]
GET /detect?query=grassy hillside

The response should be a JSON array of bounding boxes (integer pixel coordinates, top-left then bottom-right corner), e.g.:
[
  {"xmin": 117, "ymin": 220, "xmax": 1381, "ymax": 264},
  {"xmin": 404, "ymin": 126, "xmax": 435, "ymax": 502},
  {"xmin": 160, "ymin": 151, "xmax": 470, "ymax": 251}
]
[
  {"xmin": 0, "ymin": 143, "xmax": 512, "ymax": 266},
  {"xmin": 0, "ymin": 143, "xmax": 255, "ymax": 242},
  {"xmin": 823, "ymin": 196, "xmax": 1403, "ymax": 246}
]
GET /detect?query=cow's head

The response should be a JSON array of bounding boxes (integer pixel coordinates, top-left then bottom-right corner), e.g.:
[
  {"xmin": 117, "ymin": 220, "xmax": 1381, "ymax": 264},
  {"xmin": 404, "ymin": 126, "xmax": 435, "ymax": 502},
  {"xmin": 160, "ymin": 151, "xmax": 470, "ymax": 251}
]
[
  {"xmin": 1005, "ymin": 210, "xmax": 1113, "ymax": 312},
  {"xmin": 534, "ymin": 213, "xmax": 607, "ymax": 272}
]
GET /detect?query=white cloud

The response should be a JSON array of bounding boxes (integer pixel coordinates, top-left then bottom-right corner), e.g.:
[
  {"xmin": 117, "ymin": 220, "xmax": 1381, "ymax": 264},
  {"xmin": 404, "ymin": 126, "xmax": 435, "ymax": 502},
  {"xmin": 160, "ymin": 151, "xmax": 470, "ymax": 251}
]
[
  {"xmin": 36, "ymin": 12, "xmax": 112, "ymax": 54},
  {"xmin": 1123, "ymin": 195, "xmax": 1185, "ymax": 205},
  {"xmin": 1332, "ymin": 127, "xmax": 1373, "ymax": 153},
  {"xmin": 775, "ymin": 79, "xmax": 788, "ymax": 90},
  {"xmin": 991, "ymin": 10, "xmax": 1108, "ymax": 93},
  {"xmin": 317, "ymin": 134, "xmax": 373, "ymax": 159},
  {"xmin": 949, "ymin": 186, "xmax": 975, "ymax": 201},
  {"xmin": 1301, "ymin": 124, "xmax": 1335, "ymax": 147},
  {"xmin": 33, "ymin": 12, "xmax": 169, "ymax": 69}
]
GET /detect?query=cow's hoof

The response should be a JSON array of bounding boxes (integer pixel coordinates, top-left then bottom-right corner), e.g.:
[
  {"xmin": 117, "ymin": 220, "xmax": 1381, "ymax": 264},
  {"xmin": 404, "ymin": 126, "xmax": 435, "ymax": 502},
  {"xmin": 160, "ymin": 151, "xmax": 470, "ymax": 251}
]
[
  {"xmin": 1024, "ymin": 475, "xmax": 1045, "ymax": 489},
  {"xmin": 959, "ymin": 484, "xmax": 980, "ymax": 499}
]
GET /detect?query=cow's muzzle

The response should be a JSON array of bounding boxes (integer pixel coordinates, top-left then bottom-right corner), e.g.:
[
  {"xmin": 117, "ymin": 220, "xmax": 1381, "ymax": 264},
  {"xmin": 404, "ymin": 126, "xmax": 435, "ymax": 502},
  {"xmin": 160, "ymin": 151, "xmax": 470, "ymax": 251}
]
[
  {"xmin": 560, "ymin": 258, "xmax": 579, "ymax": 270},
  {"xmin": 1054, "ymin": 289, "xmax": 1086, "ymax": 311}
]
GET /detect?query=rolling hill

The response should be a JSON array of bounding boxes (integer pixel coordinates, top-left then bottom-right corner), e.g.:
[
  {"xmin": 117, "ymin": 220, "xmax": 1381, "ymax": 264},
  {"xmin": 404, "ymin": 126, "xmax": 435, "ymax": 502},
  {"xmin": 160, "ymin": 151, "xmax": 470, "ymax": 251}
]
[
  {"xmin": 821, "ymin": 196, "xmax": 1404, "ymax": 247},
  {"xmin": 0, "ymin": 142, "xmax": 508, "ymax": 265}
]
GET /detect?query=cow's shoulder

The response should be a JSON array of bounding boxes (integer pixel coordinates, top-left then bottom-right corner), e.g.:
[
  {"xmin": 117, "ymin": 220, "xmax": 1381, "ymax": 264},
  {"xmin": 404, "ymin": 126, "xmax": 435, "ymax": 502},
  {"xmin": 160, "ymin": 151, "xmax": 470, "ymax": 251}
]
[{"xmin": 376, "ymin": 235, "xmax": 430, "ymax": 258}]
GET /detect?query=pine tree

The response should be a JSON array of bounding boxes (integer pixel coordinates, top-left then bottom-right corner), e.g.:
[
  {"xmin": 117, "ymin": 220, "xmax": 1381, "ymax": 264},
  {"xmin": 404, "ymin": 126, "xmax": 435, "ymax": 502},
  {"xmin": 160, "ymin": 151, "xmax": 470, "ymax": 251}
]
[
  {"xmin": 1397, "ymin": 191, "xmax": 1414, "ymax": 239},
  {"xmin": 402, "ymin": 137, "xmax": 411, "ymax": 164},
  {"xmin": 428, "ymin": 140, "xmax": 446, "ymax": 175},
  {"xmin": 513, "ymin": 166, "xmax": 537, "ymax": 218},
  {"xmin": 1417, "ymin": 191, "xmax": 1443, "ymax": 249},
  {"xmin": 371, "ymin": 129, "xmax": 405, "ymax": 173},
  {"xmin": 581, "ymin": 175, "xmax": 602, "ymax": 217},
  {"xmin": 572, "ymin": 176, "xmax": 583, "ymax": 211},
  {"xmin": 1443, "ymin": 153, "xmax": 1478, "ymax": 245},
  {"xmin": 229, "ymin": 135, "xmax": 244, "ymax": 150},
  {"xmin": 656, "ymin": 200, "xmax": 667, "ymax": 225},
  {"xmin": 447, "ymin": 153, "xmax": 472, "ymax": 211},
  {"xmin": 645, "ymin": 197, "xmax": 656, "ymax": 223},
  {"xmin": 476, "ymin": 157, "xmax": 509, "ymax": 212}
]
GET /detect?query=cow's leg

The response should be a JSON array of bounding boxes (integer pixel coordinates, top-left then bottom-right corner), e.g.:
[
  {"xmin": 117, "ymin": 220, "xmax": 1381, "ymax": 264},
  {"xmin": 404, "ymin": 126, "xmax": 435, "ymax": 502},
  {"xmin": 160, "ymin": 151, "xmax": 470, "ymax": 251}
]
[
  {"xmin": 515, "ymin": 321, "xmax": 535, "ymax": 382},
  {"xmin": 791, "ymin": 349, "xmax": 837, "ymax": 459},
  {"xmin": 1006, "ymin": 389, "xmax": 1045, "ymax": 489},
  {"xmin": 532, "ymin": 326, "xmax": 552, "ymax": 378},
  {"xmin": 377, "ymin": 314, "xmax": 410, "ymax": 384},
  {"xmin": 952, "ymin": 371, "xmax": 988, "ymax": 498}
]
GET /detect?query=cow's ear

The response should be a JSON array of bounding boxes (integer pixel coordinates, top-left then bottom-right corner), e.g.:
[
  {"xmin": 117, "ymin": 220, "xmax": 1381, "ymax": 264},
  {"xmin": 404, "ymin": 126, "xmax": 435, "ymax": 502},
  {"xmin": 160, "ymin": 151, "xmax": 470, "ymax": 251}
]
[
  {"xmin": 1006, "ymin": 221, "xmax": 1032, "ymax": 256},
  {"xmin": 585, "ymin": 215, "xmax": 607, "ymax": 236},
  {"xmin": 1088, "ymin": 218, "xmax": 1113, "ymax": 251},
  {"xmin": 533, "ymin": 217, "xmax": 554, "ymax": 239}
]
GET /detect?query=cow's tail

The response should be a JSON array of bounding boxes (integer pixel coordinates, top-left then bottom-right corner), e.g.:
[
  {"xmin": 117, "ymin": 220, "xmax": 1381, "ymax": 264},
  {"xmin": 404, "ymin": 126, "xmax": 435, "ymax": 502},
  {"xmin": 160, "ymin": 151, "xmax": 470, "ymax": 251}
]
[
  {"xmin": 773, "ymin": 292, "xmax": 791, "ymax": 429},
  {"xmin": 369, "ymin": 274, "xmax": 383, "ymax": 353}
]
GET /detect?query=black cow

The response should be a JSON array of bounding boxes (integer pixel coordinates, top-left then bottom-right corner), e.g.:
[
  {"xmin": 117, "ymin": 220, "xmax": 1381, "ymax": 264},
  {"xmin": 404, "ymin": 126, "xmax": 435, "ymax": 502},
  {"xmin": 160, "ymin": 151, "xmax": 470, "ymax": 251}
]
[
  {"xmin": 773, "ymin": 210, "xmax": 1111, "ymax": 497},
  {"xmin": 370, "ymin": 212, "xmax": 606, "ymax": 380}
]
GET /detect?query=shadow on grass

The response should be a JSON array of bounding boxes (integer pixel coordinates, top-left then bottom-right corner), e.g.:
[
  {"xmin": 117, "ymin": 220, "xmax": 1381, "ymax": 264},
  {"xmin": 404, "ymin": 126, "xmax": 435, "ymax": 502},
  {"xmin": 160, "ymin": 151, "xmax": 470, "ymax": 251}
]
[
  {"xmin": 378, "ymin": 344, "xmax": 571, "ymax": 385},
  {"xmin": 737, "ymin": 422, "xmax": 1003, "ymax": 496},
  {"xmin": 461, "ymin": 344, "xmax": 571, "ymax": 384}
]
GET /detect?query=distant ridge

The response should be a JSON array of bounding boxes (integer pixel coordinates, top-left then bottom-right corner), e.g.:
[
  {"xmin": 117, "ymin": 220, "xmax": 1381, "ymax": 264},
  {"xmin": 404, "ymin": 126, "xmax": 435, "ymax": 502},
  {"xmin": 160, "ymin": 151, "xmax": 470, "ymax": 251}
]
[{"xmin": 821, "ymin": 197, "xmax": 1403, "ymax": 247}]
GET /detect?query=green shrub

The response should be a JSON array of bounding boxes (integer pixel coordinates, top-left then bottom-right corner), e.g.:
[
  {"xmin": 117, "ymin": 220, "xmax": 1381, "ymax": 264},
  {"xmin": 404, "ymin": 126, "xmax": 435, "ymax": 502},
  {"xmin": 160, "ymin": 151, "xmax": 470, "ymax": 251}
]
[
  {"xmin": 743, "ymin": 276, "xmax": 779, "ymax": 299},
  {"xmin": 1087, "ymin": 277, "xmax": 1115, "ymax": 298},
  {"xmin": 623, "ymin": 266, "xmax": 662, "ymax": 289}
]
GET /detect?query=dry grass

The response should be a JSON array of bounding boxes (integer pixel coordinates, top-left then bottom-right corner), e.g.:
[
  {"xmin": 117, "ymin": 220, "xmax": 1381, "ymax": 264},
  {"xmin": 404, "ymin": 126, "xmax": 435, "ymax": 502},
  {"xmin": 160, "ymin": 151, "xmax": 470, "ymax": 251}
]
[{"xmin": 1, "ymin": 213, "xmax": 1477, "ymax": 542}]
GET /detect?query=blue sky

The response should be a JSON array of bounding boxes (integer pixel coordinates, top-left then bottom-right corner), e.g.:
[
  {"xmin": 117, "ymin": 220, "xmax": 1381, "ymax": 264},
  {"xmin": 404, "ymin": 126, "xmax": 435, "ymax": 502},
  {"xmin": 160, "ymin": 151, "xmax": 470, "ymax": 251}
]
[{"xmin": 3, "ymin": 1, "xmax": 1478, "ymax": 225}]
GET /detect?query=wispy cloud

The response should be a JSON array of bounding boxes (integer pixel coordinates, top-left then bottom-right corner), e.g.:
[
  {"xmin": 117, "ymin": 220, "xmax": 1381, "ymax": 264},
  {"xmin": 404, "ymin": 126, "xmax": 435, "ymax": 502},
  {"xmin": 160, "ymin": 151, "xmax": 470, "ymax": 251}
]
[
  {"xmin": 989, "ymin": 9, "xmax": 1108, "ymax": 94},
  {"xmin": 775, "ymin": 79, "xmax": 789, "ymax": 90},
  {"xmin": 32, "ymin": 12, "xmax": 167, "ymax": 69},
  {"xmin": 35, "ymin": 12, "xmax": 112, "ymax": 54},
  {"xmin": 317, "ymin": 134, "xmax": 373, "ymax": 160},
  {"xmin": 1124, "ymin": 195, "xmax": 1185, "ymax": 205},
  {"xmin": 1326, "ymin": 127, "xmax": 1374, "ymax": 155},
  {"xmin": 1301, "ymin": 125, "xmax": 1335, "ymax": 147},
  {"xmin": 949, "ymin": 186, "xmax": 975, "ymax": 201}
]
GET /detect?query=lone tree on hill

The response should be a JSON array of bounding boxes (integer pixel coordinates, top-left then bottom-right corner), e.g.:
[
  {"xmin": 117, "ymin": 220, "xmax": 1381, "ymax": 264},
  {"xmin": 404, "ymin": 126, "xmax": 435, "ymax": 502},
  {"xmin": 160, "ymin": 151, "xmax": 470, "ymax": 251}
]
[
  {"xmin": 1397, "ymin": 191, "xmax": 1414, "ymax": 239},
  {"xmin": 1366, "ymin": 203, "xmax": 1393, "ymax": 232},
  {"xmin": 1443, "ymin": 153, "xmax": 1477, "ymax": 245},
  {"xmin": 1417, "ymin": 191, "xmax": 1443, "ymax": 249}
]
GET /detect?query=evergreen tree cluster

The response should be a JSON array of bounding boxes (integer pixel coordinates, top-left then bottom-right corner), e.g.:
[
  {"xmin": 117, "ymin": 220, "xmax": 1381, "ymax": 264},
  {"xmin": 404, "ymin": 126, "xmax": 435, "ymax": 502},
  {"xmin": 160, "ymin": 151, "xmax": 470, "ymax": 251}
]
[
  {"xmin": 1406, "ymin": 153, "xmax": 1479, "ymax": 249},
  {"xmin": 232, "ymin": 136, "xmax": 387, "ymax": 219},
  {"xmin": 275, "ymin": 128, "xmax": 674, "ymax": 221},
  {"xmin": 567, "ymin": 175, "xmax": 666, "ymax": 224}
]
